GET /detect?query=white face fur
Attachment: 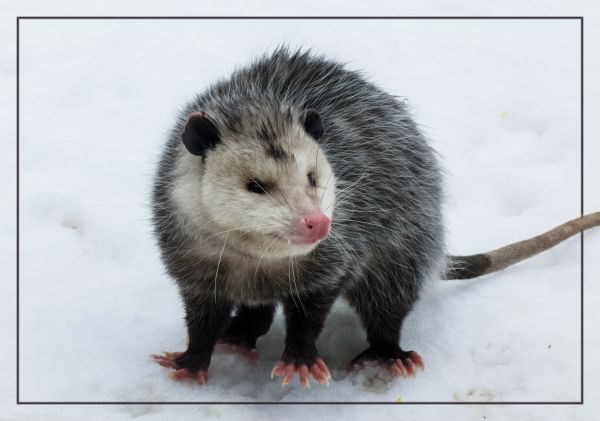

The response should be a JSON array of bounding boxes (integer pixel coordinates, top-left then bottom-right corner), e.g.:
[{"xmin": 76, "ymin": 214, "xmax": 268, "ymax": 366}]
[{"xmin": 172, "ymin": 121, "xmax": 336, "ymax": 260}]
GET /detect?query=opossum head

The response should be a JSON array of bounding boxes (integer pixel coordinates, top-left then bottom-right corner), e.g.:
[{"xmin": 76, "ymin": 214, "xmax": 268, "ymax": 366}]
[{"xmin": 174, "ymin": 106, "xmax": 336, "ymax": 259}]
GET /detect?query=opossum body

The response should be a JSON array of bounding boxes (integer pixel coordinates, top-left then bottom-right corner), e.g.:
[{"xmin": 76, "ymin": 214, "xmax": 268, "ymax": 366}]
[{"xmin": 151, "ymin": 48, "xmax": 444, "ymax": 385}]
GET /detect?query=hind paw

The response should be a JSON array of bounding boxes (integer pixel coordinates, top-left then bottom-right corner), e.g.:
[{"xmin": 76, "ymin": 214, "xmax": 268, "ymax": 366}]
[
  {"xmin": 215, "ymin": 340, "xmax": 260, "ymax": 364},
  {"xmin": 349, "ymin": 349, "xmax": 424, "ymax": 377}
]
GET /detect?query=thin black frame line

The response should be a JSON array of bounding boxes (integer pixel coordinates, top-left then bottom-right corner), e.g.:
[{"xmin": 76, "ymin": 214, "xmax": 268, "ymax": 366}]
[
  {"xmin": 16, "ymin": 16, "xmax": 585, "ymax": 406},
  {"xmin": 16, "ymin": 401, "xmax": 584, "ymax": 405},
  {"xmin": 16, "ymin": 16, "xmax": 583, "ymax": 20},
  {"xmin": 579, "ymin": 16, "xmax": 584, "ymax": 405},
  {"xmin": 16, "ymin": 15, "xmax": 20, "ymax": 406}
]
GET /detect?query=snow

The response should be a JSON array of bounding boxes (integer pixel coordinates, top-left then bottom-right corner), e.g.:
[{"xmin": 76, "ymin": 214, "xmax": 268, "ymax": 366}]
[{"xmin": 2, "ymin": 1, "xmax": 600, "ymax": 420}]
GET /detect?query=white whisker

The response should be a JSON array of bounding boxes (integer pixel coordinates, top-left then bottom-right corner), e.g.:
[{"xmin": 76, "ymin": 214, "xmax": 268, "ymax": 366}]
[{"xmin": 213, "ymin": 232, "xmax": 230, "ymax": 303}]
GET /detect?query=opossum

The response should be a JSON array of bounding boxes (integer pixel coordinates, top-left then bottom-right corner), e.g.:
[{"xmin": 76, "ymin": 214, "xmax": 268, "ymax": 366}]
[{"xmin": 151, "ymin": 47, "xmax": 599, "ymax": 387}]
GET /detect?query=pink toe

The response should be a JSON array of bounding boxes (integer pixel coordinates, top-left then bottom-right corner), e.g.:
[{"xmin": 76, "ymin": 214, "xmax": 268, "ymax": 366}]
[
  {"xmin": 155, "ymin": 358, "xmax": 177, "ymax": 369},
  {"xmin": 409, "ymin": 351, "xmax": 425, "ymax": 370},
  {"xmin": 404, "ymin": 359, "xmax": 416, "ymax": 376},
  {"xmin": 171, "ymin": 368, "xmax": 208, "ymax": 384},
  {"xmin": 299, "ymin": 365, "xmax": 310, "ymax": 388},
  {"xmin": 152, "ymin": 352, "xmax": 181, "ymax": 369},
  {"xmin": 309, "ymin": 364, "xmax": 329, "ymax": 385},
  {"xmin": 395, "ymin": 359, "xmax": 408, "ymax": 376},
  {"xmin": 272, "ymin": 361, "xmax": 286, "ymax": 378},
  {"xmin": 171, "ymin": 368, "xmax": 192, "ymax": 380},
  {"xmin": 388, "ymin": 363, "xmax": 402, "ymax": 375},
  {"xmin": 315, "ymin": 358, "xmax": 331, "ymax": 379},
  {"xmin": 196, "ymin": 371, "xmax": 208, "ymax": 384}
]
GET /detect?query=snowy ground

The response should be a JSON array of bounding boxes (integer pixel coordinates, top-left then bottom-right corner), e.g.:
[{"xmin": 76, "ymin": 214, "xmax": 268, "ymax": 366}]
[{"xmin": 2, "ymin": 1, "xmax": 600, "ymax": 420}]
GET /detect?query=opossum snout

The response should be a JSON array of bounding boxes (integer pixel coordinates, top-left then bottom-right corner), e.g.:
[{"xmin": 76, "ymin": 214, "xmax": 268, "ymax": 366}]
[{"xmin": 296, "ymin": 212, "xmax": 330, "ymax": 243}]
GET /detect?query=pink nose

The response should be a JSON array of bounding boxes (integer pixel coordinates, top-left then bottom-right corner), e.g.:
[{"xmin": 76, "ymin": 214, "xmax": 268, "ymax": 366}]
[{"xmin": 298, "ymin": 213, "xmax": 331, "ymax": 243}]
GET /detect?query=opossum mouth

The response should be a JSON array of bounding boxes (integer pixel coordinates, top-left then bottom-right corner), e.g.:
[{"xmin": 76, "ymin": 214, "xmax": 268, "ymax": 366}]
[
  {"xmin": 228, "ymin": 231, "xmax": 325, "ymax": 259},
  {"xmin": 276, "ymin": 234, "xmax": 327, "ymax": 246},
  {"xmin": 248, "ymin": 226, "xmax": 330, "ymax": 245}
]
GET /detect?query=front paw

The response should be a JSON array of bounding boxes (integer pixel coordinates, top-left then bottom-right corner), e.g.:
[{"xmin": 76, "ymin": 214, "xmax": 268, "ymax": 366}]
[
  {"xmin": 152, "ymin": 351, "xmax": 209, "ymax": 384},
  {"xmin": 271, "ymin": 356, "xmax": 331, "ymax": 387}
]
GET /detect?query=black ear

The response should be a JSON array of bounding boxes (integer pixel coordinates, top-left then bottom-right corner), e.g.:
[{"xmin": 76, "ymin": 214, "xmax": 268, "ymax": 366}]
[
  {"xmin": 302, "ymin": 109, "xmax": 324, "ymax": 140},
  {"xmin": 182, "ymin": 111, "xmax": 221, "ymax": 156}
]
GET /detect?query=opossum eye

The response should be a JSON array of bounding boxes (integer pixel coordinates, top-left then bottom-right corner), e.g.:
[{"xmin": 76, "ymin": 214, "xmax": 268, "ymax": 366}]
[
  {"xmin": 247, "ymin": 179, "xmax": 269, "ymax": 194},
  {"xmin": 307, "ymin": 171, "xmax": 317, "ymax": 187}
]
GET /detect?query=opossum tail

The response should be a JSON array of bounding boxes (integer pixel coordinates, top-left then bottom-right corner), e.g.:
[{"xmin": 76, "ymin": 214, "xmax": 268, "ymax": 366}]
[{"xmin": 443, "ymin": 212, "xmax": 600, "ymax": 280}]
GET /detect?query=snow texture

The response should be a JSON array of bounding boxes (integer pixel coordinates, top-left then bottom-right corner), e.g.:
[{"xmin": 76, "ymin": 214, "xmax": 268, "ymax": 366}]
[{"xmin": 2, "ymin": 1, "xmax": 600, "ymax": 420}]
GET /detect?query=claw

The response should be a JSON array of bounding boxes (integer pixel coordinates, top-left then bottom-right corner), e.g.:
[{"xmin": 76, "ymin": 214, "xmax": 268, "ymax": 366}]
[
  {"xmin": 271, "ymin": 361, "xmax": 286, "ymax": 379},
  {"xmin": 151, "ymin": 352, "xmax": 182, "ymax": 369},
  {"xmin": 404, "ymin": 358, "xmax": 416, "ymax": 377},
  {"xmin": 388, "ymin": 363, "xmax": 403, "ymax": 376},
  {"xmin": 409, "ymin": 351, "xmax": 425, "ymax": 370},
  {"xmin": 394, "ymin": 359, "xmax": 408, "ymax": 376},
  {"xmin": 282, "ymin": 364, "xmax": 296, "ymax": 386}
]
